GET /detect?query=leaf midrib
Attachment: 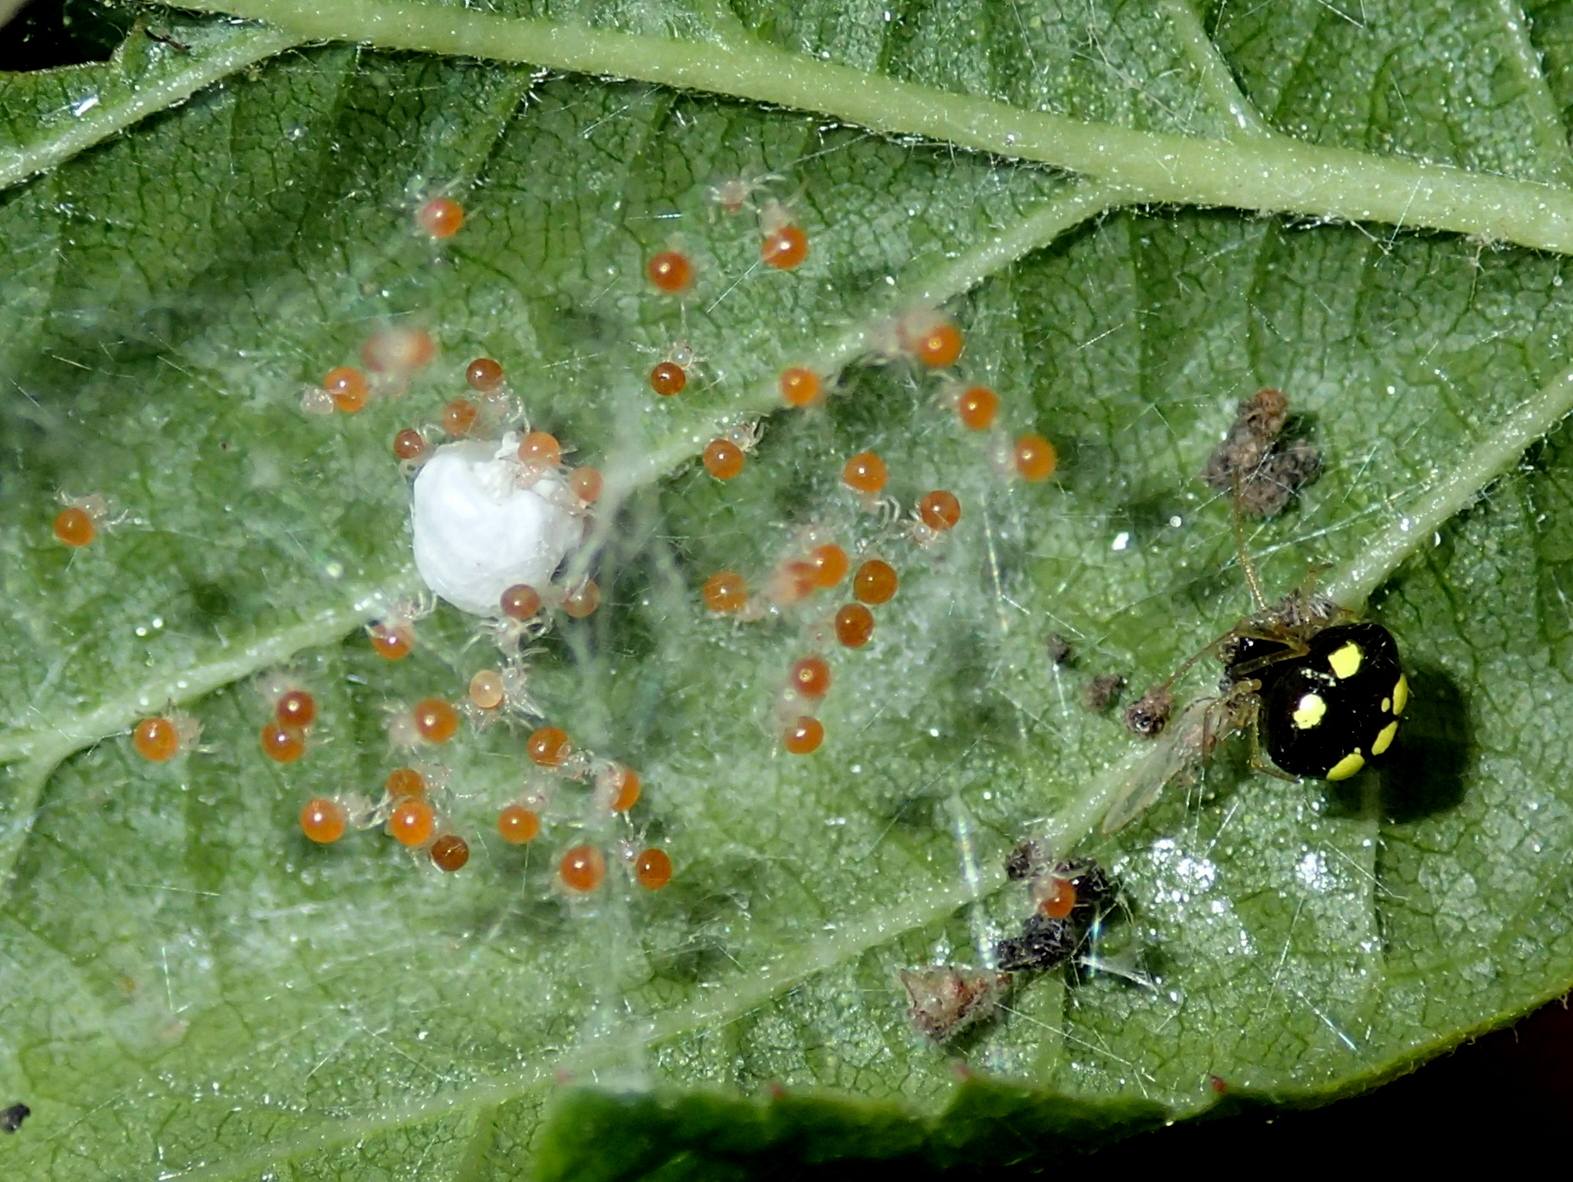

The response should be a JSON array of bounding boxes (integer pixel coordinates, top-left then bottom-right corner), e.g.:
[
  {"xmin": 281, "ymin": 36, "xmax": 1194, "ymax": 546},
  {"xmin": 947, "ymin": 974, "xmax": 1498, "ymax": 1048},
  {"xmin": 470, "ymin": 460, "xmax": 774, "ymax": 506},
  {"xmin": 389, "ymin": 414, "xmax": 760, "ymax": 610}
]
[
  {"xmin": 169, "ymin": 0, "xmax": 1573, "ymax": 255},
  {"xmin": 0, "ymin": 25, "xmax": 300, "ymax": 189}
]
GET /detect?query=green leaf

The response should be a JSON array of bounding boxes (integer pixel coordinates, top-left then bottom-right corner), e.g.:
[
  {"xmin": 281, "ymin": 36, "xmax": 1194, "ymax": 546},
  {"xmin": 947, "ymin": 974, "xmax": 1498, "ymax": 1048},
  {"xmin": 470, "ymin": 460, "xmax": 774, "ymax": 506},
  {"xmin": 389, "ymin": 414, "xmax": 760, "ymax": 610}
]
[{"xmin": 4, "ymin": 1, "xmax": 1573, "ymax": 1177}]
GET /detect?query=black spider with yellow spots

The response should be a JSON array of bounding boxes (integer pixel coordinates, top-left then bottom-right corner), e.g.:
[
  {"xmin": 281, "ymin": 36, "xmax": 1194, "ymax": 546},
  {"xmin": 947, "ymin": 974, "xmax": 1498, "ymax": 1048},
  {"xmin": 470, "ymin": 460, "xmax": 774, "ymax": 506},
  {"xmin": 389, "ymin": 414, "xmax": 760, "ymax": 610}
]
[
  {"xmin": 1223, "ymin": 617, "xmax": 1408, "ymax": 781},
  {"xmin": 1101, "ymin": 595, "xmax": 1410, "ymax": 834}
]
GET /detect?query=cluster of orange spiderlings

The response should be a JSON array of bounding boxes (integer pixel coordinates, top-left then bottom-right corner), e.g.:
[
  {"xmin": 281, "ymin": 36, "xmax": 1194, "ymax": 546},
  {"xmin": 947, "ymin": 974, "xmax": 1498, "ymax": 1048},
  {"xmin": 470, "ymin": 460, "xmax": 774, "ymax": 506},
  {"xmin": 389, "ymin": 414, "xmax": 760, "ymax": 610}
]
[
  {"xmin": 371, "ymin": 343, "xmax": 607, "ymax": 646},
  {"xmin": 511, "ymin": 725, "xmax": 672, "ymax": 892},
  {"xmin": 298, "ymin": 324, "xmax": 441, "ymax": 420},
  {"xmin": 101, "ymin": 158, "xmax": 1063, "ymax": 893},
  {"xmin": 260, "ymin": 679, "xmax": 316, "ymax": 765},
  {"xmin": 348, "ymin": 212, "xmax": 666, "ymax": 884},
  {"xmin": 299, "ymin": 759, "xmax": 474, "ymax": 874},
  {"xmin": 700, "ymin": 535, "xmax": 904, "ymax": 754},
  {"xmin": 685, "ymin": 293, "xmax": 1059, "ymax": 756},
  {"xmin": 416, "ymin": 195, "xmax": 465, "ymax": 240},
  {"xmin": 365, "ymin": 346, "xmax": 662, "ymax": 884},
  {"xmin": 649, "ymin": 179, "xmax": 811, "ymax": 300},
  {"xmin": 285, "ymin": 449, "xmax": 662, "ymax": 887},
  {"xmin": 120, "ymin": 195, "xmax": 675, "ymax": 896},
  {"xmin": 693, "ymin": 457, "xmax": 946, "ymax": 756},
  {"xmin": 385, "ymin": 351, "xmax": 606, "ymax": 531},
  {"xmin": 907, "ymin": 316, "xmax": 1058, "ymax": 485},
  {"xmin": 642, "ymin": 176, "xmax": 812, "ymax": 416},
  {"xmin": 793, "ymin": 303, "xmax": 1060, "ymax": 485}
]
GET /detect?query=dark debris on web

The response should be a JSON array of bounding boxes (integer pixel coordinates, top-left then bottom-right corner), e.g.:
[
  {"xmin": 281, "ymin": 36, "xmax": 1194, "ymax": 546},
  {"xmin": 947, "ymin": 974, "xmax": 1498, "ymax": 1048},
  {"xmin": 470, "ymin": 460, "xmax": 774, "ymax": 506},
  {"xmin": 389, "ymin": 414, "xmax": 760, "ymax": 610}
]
[
  {"xmin": 1201, "ymin": 387, "xmax": 1322, "ymax": 518},
  {"xmin": 993, "ymin": 854, "xmax": 1120, "ymax": 973}
]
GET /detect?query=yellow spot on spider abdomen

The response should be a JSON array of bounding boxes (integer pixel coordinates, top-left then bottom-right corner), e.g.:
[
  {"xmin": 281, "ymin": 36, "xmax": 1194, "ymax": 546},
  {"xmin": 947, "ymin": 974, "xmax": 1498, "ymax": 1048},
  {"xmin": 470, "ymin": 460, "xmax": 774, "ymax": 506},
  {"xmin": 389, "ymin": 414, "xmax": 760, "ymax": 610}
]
[
  {"xmin": 1372, "ymin": 720, "xmax": 1399, "ymax": 756},
  {"xmin": 1326, "ymin": 750, "xmax": 1366, "ymax": 781},
  {"xmin": 1327, "ymin": 642, "xmax": 1363, "ymax": 679},
  {"xmin": 1292, "ymin": 693, "xmax": 1327, "ymax": 730},
  {"xmin": 1392, "ymin": 673, "xmax": 1409, "ymax": 716}
]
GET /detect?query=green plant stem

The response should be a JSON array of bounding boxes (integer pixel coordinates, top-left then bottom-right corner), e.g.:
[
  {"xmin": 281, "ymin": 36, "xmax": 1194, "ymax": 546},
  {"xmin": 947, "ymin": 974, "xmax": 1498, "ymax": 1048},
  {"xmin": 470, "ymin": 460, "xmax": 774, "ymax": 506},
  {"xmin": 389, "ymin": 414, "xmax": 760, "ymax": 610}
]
[
  {"xmin": 171, "ymin": 0, "xmax": 1573, "ymax": 255},
  {"xmin": 1327, "ymin": 362, "xmax": 1573, "ymax": 607},
  {"xmin": 0, "ymin": 578, "xmax": 416, "ymax": 887},
  {"xmin": 0, "ymin": 580, "xmax": 410, "ymax": 767},
  {"xmin": 608, "ymin": 181, "xmax": 1118, "ymax": 498},
  {"xmin": 1157, "ymin": 0, "xmax": 1270, "ymax": 138},
  {"xmin": 0, "ymin": 27, "xmax": 298, "ymax": 189}
]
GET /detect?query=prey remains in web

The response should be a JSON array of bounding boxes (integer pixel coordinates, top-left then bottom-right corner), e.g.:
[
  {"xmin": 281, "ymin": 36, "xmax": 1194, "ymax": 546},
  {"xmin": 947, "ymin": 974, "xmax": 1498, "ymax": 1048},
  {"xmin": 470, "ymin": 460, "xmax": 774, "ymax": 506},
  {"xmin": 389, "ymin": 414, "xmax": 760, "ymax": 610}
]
[
  {"xmin": 1103, "ymin": 388, "xmax": 1410, "ymax": 834},
  {"xmin": 903, "ymin": 849, "xmax": 1129, "ymax": 1044}
]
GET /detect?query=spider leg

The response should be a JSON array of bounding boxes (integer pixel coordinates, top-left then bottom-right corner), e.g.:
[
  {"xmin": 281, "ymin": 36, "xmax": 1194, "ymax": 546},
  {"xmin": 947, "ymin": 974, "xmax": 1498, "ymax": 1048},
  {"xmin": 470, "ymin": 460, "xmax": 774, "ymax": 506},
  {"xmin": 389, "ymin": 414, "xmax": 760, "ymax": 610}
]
[
  {"xmin": 1222, "ymin": 629, "xmax": 1311, "ymax": 681},
  {"xmin": 1240, "ymin": 691, "xmax": 1296, "ymax": 782}
]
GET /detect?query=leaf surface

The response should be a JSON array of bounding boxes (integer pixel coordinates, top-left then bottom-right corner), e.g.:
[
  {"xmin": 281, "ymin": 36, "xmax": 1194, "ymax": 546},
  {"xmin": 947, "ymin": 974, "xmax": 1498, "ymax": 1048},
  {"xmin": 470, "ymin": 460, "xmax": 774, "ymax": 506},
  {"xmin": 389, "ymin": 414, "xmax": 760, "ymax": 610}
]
[{"xmin": 4, "ymin": 2, "xmax": 1573, "ymax": 1177}]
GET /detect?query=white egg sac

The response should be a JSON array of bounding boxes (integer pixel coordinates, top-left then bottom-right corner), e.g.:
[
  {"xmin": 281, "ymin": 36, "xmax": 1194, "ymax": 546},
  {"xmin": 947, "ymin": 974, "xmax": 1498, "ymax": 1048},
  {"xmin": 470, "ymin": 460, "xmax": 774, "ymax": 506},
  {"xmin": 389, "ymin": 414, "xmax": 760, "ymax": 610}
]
[{"xmin": 410, "ymin": 437, "xmax": 583, "ymax": 616}]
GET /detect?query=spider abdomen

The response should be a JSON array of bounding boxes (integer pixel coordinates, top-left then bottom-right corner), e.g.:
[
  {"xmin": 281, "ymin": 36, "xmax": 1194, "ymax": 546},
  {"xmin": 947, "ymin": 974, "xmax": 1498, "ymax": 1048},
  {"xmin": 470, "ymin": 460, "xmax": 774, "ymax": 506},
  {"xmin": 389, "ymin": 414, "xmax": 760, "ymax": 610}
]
[{"xmin": 1250, "ymin": 622, "xmax": 1408, "ymax": 780}]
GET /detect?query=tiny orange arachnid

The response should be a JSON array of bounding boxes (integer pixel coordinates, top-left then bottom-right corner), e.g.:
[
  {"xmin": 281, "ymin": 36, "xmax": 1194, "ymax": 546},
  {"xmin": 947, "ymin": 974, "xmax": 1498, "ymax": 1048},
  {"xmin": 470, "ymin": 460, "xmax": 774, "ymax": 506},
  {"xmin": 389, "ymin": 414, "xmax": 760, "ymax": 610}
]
[
  {"xmin": 369, "ymin": 622, "xmax": 414, "ymax": 660},
  {"xmin": 323, "ymin": 366, "xmax": 369, "ymax": 413},
  {"xmin": 703, "ymin": 438, "xmax": 746, "ymax": 480},
  {"xmin": 517, "ymin": 430, "xmax": 563, "ymax": 469},
  {"xmin": 559, "ymin": 844, "xmax": 606, "ymax": 892},
  {"xmin": 259, "ymin": 721, "xmax": 307, "ymax": 764},
  {"xmin": 389, "ymin": 798, "xmax": 437, "ymax": 847},
  {"xmin": 562, "ymin": 580, "xmax": 600, "ymax": 619},
  {"xmin": 650, "ymin": 360, "xmax": 687, "ymax": 397},
  {"xmin": 955, "ymin": 385, "xmax": 999, "ymax": 431},
  {"xmin": 362, "ymin": 325, "xmax": 436, "ymax": 375},
  {"xmin": 132, "ymin": 714, "xmax": 201, "ymax": 762},
  {"xmin": 416, "ymin": 196, "xmax": 465, "ymax": 239},
  {"xmin": 634, "ymin": 847, "xmax": 673, "ymax": 890},
  {"xmin": 569, "ymin": 466, "xmax": 604, "ymax": 504},
  {"xmin": 597, "ymin": 763, "xmax": 641, "ymax": 813},
  {"xmin": 917, "ymin": 490, "xmax": 962, "ymax": 532},
  {"xmin": 385, "ymin": 767, "xmax": 426, "ymax": 799},
  {"xmin": 468, "ymin": 669, "xmax": 506, "ymax": 711},
  {"xmin": 807, "ymin": 543, "xmax": 848, "ymax": 588},
  {"xmin": 842, "ymin": 451, "xmax": 888, "ymax": 496},
  {"xmin": 497, "ymin": 804, "xmax": 541, "ymax": 844},
  {"xmin": 900, "ymin": 312, "xmax": 964, "ymax": 368},
  {"xmin": 465, "ymin": 356, "xmax": 504, "ymax": 392},
  {"xmin": 760, "ymin": 223, "xmax": 808, "ymax": 270},
  {"xmin": 393, "ymin": 428, "xmax": 429, "ymax": 462},
  {"xmin": 783, "ymin": 715, "xmax": 824, "ymax": 755},
  {"xmin": 702, "ymin": 571, "xmax": 748, "ymax": 614},
  {"xmin": 1013, "ymin": 433, "xmax": 1058, "ymax": 482},
  {"xmin": 429, "ymin": 833, "xmax": 470, "ymax": 872},
  {"xmin": 527, "ymin": 725, "xmax": 571, "ymax": 768},
  {"xmin": 705, "ymin": 171, "xmax": 781, "ymax": 215},
  {"xmin": 789, "ymin": 655, "xmax": 832, "ymax": 699},
  {"xmin": 412, "ymin": 698, "xmax": 460, "ymax": 743},
  {"xmin": 275, "ymin": 689, "xmax": 317, "ymax": 729},
  {"xmin": 442, "ymin": 398, "xmax": 479, "ymax": 438},
  {"xmin": 852, "ymin": 559, "xmax": 899, "ymax": 605},
  {"xmin": 500, "ymin": 583, "xmax": 542, "ymax": 619},
  {"xmin": 647, "ymin": 250, "xmax": 694, "ymax": 294},
  {"xmin": 52, "ymin": 493, "xmax": 113, "ymax": 548},
  {"xmin": 299, "ymin": 797, "xmax": 347, "ymax": 845},
  {"xmin": 779, "ymin": 367, "xmax": 822, "ymax": 407},
  {"xmin": 834, "ymin": 603, "xmax": 875, "ymax": 648}
]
